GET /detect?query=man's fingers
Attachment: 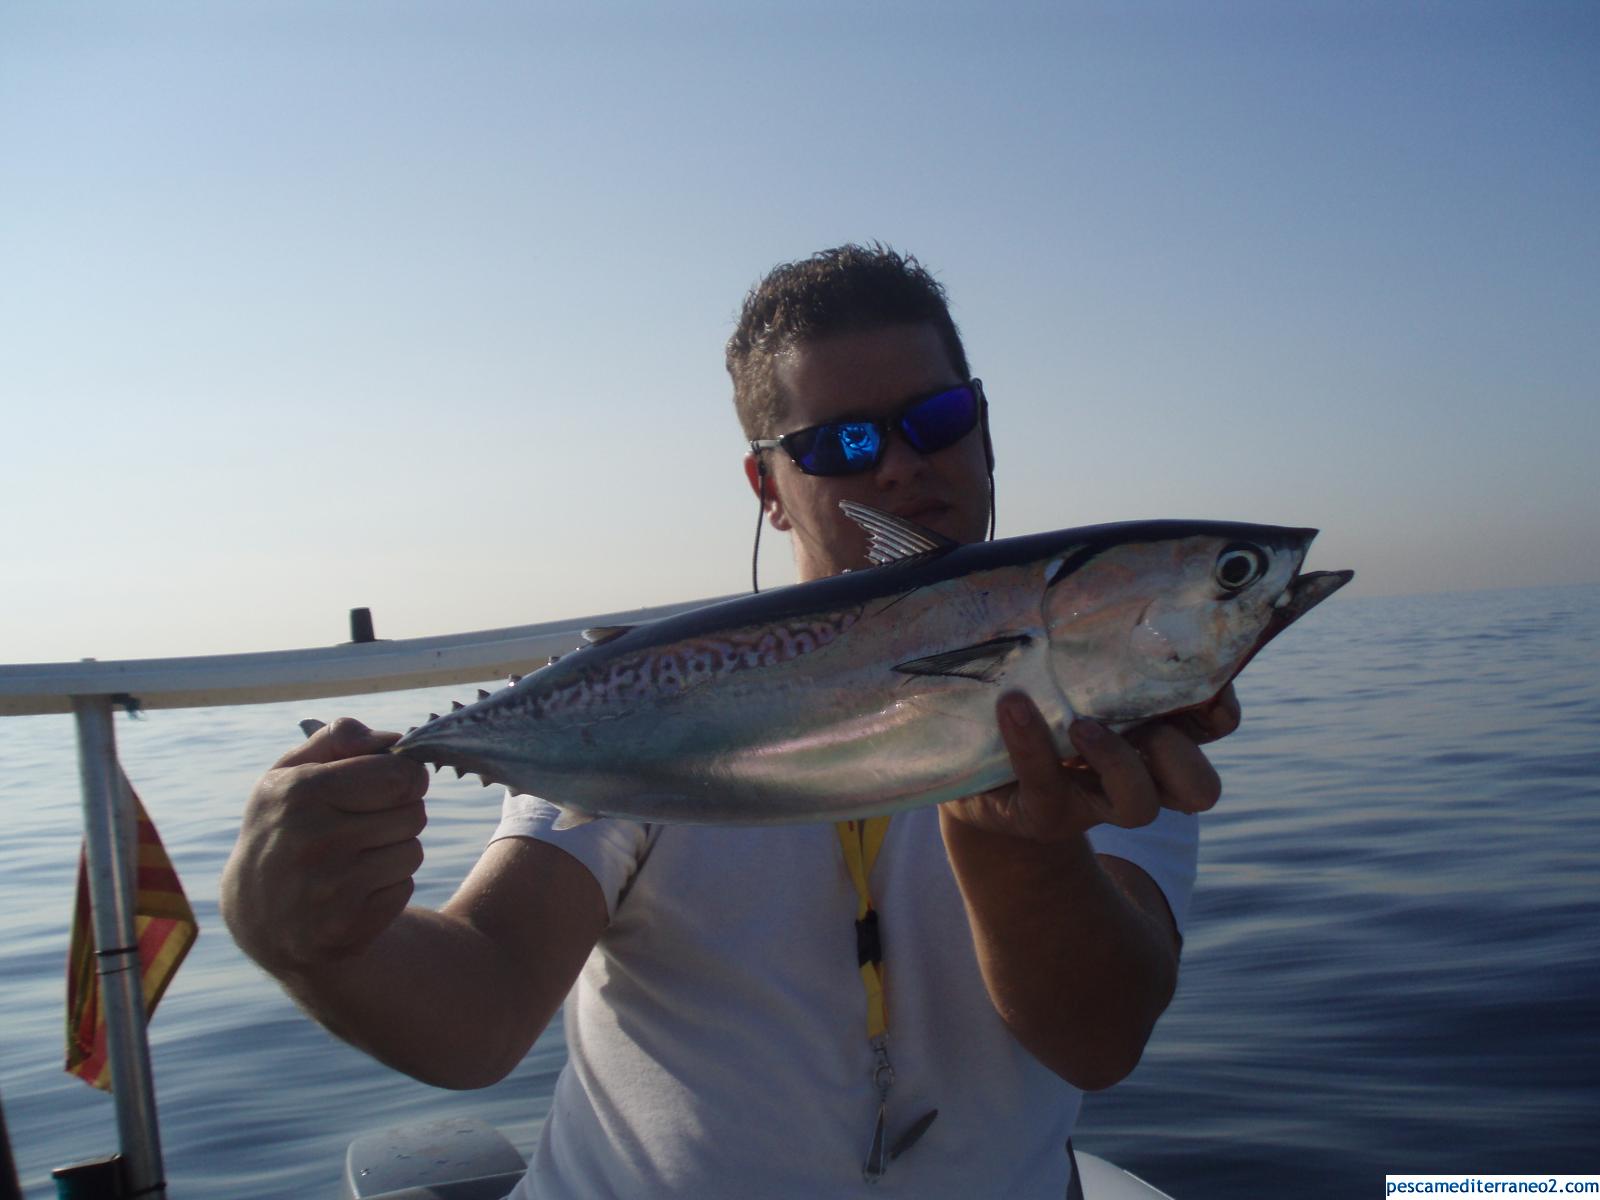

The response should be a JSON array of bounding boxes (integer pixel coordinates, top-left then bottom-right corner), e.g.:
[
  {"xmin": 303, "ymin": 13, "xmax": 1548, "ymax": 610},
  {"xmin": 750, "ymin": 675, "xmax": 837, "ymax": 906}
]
[
  {"xmin": 338, "ymin": 845, "xmax": 423, "ymax": 948},
  {"xmin": 267, "ymin": 717, "xmax": 428, "ymax": 816},
  {"xmin": 303, "ymin": 754, "xmax": 430, "ymax": 815},
  {"xmin": 1068, "ymin": 718, "xmax": 1160, "ymax": 828},
  {"xmin": 353, "ymin": 837, "xmax": 426, "ymax": 892},
  {"xmin": 996, "ymin": 692, "xmax": 1071, "ymax": 790},
  {"xmin": 228, "ymin": 720, "xmax": 431, "ymax": 971},
  {"xmin": 1129, "ymin": 722, "xmax": 1222, "ymax": 814},
  {"xmin": 1167, "ymin": 684, "xmax": 1242, "ymax": 746},
  {"xmin": 272, "ymin": 717, "xmax": 401, "ymax": 770},
  {"xmin": 351, "ymin": 800, "xmax": 429, "ymax": 850},
  {"xmin": 987, "ymin": 691, "xmax": 1220, "ymax": 833}
]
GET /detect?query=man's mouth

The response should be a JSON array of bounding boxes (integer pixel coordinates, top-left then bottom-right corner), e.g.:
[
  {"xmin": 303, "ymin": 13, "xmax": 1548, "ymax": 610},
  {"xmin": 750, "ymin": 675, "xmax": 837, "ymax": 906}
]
[{"xmin": 894, "ymin": 502, "xmax": 949, "ymax": 526}]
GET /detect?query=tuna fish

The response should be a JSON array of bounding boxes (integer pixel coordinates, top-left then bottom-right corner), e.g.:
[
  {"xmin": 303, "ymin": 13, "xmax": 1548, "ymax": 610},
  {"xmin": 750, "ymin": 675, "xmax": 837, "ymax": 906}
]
[{"xmin": 391, "ymin": 502, "xmax": 1352, "ymax": 825}]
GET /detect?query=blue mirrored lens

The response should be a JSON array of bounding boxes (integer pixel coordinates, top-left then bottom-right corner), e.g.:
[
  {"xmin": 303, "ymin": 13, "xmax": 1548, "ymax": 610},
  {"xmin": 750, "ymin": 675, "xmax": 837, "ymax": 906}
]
[
  {"xmin": 802, "ymin": 421, "xmax": 883, "ymax": 474},
  {"xmin": 900, "ymin": 386, "xmax": 978, "ymax": 453},
  {"xmin": 837, "ymin": 423, "xmax": 879, "ymax": 462}
]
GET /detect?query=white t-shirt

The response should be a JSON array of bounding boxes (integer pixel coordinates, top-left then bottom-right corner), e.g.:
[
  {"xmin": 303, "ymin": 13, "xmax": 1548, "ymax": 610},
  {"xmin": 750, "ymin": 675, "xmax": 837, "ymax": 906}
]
[{"xmin": 494, "ymin": 799, "xmax": 1198, "ymax": 1200}]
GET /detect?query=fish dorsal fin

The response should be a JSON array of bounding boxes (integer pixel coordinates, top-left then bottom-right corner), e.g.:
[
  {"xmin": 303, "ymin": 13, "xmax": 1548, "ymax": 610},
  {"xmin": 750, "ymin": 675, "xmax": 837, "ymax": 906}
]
[
  {"xmin": 838, "ymin": 501, "xmax": 958, "ymax": 566},
  {"xmin": 582, "ymin": 625, "xmax": 635, "ymax": 645},
  {"xmin": 893, "ymin": 634, "xmax": 1032, "ymax": 683}
]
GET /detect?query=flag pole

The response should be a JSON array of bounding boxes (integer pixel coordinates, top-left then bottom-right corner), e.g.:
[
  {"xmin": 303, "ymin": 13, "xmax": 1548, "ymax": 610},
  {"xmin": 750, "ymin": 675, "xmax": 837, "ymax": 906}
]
[
  {"xmin": 72, "ymin": 695, "xmax": 166, "ymax": 1199},
  {"xmin": 1, "ymin": 1083, "xmax": 23, "ymax": 1200}
]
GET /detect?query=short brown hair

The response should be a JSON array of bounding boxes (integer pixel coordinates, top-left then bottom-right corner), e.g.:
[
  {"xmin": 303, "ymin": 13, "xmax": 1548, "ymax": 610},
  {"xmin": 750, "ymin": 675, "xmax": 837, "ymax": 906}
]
[{"xmin": 726, "ymin": 244, "xmax": 970, "ymax": 440}]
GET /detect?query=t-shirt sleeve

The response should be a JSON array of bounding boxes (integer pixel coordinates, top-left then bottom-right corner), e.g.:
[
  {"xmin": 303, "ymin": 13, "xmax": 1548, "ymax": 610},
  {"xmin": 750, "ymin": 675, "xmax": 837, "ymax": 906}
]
[
  {"xmin": 1086, "ymin": 809, "xmax": 1200, "ymax": 936},
  {"xmin": 489, "ymin": 791, "xmax": 650, "ymax": 920}
]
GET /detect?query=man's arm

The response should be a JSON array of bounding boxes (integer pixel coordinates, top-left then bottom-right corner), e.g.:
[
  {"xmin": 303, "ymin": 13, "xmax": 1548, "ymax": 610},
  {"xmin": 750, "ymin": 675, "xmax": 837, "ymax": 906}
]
[
  {"xmin": 220, "ymin": 720, "xmax": 607, "ymax": 1090},
  {"xmin": 939, "ymin": 688, "xmax": 1238, "ymax": 1091}
]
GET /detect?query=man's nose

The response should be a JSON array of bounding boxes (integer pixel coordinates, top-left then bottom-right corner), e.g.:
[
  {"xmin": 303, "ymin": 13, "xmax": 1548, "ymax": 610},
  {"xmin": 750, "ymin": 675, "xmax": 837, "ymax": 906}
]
[{"xmin": 873, "ymin": 430, "xmax": 925, "ymax": 486}]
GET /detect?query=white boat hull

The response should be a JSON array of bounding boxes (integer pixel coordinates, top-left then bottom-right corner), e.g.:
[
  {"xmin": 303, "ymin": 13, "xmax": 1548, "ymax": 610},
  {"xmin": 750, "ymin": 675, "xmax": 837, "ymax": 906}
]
[{"xmin": 341, "ymin": 1117, "xmax": 1177, "ymax": 1199}]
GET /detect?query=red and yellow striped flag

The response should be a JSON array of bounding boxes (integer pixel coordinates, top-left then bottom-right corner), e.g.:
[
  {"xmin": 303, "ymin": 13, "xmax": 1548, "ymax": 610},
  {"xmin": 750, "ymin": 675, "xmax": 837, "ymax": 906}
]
[{"xmin": 65, "ymin": 775, "xmax": 198, "ymax": 1090}]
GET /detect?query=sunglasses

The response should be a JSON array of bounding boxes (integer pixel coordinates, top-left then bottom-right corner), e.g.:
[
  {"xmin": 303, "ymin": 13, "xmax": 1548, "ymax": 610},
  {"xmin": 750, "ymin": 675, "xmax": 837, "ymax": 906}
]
[{"xmin": 750, "ymin": 380, "xmax": 985, "ymax": 477}]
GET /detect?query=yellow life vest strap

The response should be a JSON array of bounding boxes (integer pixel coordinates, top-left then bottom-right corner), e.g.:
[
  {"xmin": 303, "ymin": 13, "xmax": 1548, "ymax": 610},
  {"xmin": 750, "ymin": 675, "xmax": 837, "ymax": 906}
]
[
  {"xmin": 835, "ymin": 816, "xmax": 890, "ymax": 1041},
  {"xmin": 836, "ymin": 815, "xmax": 939, "ymax": 1180}
]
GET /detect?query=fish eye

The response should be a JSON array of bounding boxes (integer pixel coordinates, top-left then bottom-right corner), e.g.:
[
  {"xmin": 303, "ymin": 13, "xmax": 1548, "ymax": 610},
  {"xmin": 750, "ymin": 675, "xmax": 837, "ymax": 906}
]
[{"xmin": 1215, "ymin": 543, "xmax": 1268, "ymax": 592}]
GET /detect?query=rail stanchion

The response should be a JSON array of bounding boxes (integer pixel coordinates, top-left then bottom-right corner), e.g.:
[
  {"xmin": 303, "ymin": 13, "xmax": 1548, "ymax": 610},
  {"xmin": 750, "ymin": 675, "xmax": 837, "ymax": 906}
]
[{"xmin": 71, "ymin": 695, "xmax": 166, "ymax": 1200}]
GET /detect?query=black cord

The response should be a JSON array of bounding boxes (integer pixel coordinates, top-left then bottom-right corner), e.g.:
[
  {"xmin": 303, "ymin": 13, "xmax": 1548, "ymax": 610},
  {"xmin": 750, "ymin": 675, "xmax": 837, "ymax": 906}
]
[{"xmin": 751, "ymin": 458, "xmax": 767, "ymax": 593}]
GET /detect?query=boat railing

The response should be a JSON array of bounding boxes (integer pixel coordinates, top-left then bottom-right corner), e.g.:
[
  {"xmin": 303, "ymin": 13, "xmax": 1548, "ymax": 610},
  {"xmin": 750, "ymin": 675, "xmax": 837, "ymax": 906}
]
[{"xmin": 0, "ymin": 595, "xmax": 731, "ymax": 1199}]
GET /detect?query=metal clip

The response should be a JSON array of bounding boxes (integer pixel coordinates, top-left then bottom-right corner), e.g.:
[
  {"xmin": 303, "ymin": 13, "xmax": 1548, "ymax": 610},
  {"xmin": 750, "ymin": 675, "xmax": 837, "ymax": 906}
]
[
  {"xmin": 862, "ymin": 1036, "xmax": 895, "ymax": 1183},
  {"xmin": 863, "ymin": 1101, "xmax": 888, "ymax": 1183}
]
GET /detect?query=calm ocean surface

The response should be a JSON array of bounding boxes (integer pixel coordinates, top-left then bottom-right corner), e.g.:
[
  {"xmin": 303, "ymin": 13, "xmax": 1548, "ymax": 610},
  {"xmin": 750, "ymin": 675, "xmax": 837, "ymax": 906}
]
[{"xmin": 2, "ymin": 584, "xmax": 1596, "ymax": 1198}]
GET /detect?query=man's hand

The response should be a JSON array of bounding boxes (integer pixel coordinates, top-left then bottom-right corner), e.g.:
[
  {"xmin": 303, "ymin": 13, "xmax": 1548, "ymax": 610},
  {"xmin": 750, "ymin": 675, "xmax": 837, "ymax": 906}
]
[
  {"xmin": 936, "ymin": 685, "xmax": 1239, "ymax": 1087},
  {"xmin": 218, "ymin": 720, "xmax": 606, "ymax": 1089},
  {"xmin": 940, "ymin": 684, "xmax": 1241, "ymax": 842},
  {"xmin": 220, "ymin": 718, "xmax": 430, "ymax": 976}
]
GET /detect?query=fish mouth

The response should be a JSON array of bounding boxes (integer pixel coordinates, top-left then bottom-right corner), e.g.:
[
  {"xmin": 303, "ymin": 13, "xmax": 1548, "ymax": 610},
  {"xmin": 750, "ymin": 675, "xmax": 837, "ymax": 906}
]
[
  {"xmin": 1240, "ymin": 568, "xmax": 1355, "ymax": 669},
  {"xmin": 1272, "ymin": 569, "xmax": 1354, "ymax": 629}
]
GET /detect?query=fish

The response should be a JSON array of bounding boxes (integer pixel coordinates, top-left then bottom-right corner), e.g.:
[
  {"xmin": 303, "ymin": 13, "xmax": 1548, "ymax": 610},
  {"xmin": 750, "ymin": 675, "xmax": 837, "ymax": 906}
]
[{"xmin": 390, "ymin": 502, "xmax": 1352, "ymax": 826}]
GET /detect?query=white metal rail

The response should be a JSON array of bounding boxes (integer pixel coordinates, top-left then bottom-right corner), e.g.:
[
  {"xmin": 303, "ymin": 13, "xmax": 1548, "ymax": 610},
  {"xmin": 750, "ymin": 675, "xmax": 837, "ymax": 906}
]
[{"xmin": 0, "ymin": 595, "xmax": 735, "ymax": 716}]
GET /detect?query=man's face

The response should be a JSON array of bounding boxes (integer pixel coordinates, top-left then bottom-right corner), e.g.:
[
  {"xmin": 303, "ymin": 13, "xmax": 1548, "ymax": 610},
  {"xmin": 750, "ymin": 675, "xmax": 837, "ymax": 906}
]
[{"xmin": 743, "ymin": 322, "xmax": 992, "ymax": 582}]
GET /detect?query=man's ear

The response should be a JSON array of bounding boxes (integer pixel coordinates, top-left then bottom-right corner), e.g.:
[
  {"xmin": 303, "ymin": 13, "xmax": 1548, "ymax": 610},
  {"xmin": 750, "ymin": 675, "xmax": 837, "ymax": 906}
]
[{"xmin": 742, "ymin": 452, "xmax": 793, "ymax": 531}]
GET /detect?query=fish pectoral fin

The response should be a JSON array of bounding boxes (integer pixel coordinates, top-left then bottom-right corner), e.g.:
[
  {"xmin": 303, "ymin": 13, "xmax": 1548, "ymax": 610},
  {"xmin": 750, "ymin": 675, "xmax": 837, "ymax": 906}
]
[
  {"xmin": 552, "ymin": 806, "xmax": 599, "ymax": 830},
  {"xmin": 838, "ymin": 501, "xmax": 959, "ymax": 566},
  {"xmin": 581, "ymin": 625, "xmax": 635, "ymax": 646},
  {"xmin": 893, "ymin": 634, "xmax": 1032, "ymax": 683}
]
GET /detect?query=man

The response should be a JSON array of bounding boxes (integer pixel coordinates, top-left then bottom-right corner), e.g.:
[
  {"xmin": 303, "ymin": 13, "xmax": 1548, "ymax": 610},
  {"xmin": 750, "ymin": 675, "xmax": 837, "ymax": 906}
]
[{"xmin": 221, "ymin": 245, "xmax": 1237, "ymax": 1198}]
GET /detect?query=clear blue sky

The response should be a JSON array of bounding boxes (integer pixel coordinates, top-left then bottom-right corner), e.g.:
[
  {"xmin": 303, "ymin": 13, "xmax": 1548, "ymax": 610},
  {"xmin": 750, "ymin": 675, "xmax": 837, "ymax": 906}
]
[{"xmin": 3, "ymin": 1, "xmax": 1596, "ymax": 663}]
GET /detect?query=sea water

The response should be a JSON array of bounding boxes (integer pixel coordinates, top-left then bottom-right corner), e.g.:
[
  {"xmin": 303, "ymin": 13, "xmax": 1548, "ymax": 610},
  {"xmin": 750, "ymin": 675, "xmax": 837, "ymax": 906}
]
[{"xmin": 1, "ymin": 585, "xmax": 1596, "ymax": 1198}]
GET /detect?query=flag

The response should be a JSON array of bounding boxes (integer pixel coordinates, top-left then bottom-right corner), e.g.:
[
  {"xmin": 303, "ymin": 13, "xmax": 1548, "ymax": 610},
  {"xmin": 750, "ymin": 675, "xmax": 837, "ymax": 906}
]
[{"xmin": 66, "ymin": 774, "xmax": 198, "ymax": 1090}]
